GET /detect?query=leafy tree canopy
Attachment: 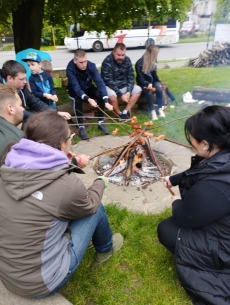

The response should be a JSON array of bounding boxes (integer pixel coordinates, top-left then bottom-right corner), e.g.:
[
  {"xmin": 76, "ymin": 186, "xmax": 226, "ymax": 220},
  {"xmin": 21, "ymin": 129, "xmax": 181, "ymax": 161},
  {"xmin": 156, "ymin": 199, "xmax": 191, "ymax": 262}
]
[
  {"xmin": 1, "ymin": 0, "xmax": 192, "ymax": 35},
  {"xmin": 214, "ymin": 0, "xmax": 230, "ymax": 24}
]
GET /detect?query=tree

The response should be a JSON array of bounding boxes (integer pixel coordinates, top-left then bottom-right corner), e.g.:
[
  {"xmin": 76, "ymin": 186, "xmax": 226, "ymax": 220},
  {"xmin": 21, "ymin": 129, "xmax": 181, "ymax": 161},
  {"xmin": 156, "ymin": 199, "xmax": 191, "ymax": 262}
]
[
  {"xmin": 0, "ymin": 0, "xmax": 193, "ymax": 53},
  {"xmin": 214, "ymin": 0, "xmax": 230, "ymax": 24}
]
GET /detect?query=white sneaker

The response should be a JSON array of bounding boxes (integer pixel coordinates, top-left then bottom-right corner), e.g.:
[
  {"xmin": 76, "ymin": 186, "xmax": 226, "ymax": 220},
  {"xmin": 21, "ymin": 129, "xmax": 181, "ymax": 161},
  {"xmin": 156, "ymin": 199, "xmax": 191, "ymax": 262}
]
[
  {"xmin": 158, "ymin": 108, "xmax": 166, "ymax": 117},
  {"xmin": 151, "ymin": 110, "xmax": 158, "ymax": 120}
]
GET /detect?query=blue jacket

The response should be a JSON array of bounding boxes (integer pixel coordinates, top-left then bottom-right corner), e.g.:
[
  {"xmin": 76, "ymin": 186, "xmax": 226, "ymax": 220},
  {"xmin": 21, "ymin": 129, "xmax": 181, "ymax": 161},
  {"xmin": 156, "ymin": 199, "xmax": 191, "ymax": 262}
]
[
  {"xmin": 29, "ymin": 71, "xmax": 56, "ymax": 106},
  {"xmin": 66, "ymin": 59, "xmax": 108, "ymax": 101}
]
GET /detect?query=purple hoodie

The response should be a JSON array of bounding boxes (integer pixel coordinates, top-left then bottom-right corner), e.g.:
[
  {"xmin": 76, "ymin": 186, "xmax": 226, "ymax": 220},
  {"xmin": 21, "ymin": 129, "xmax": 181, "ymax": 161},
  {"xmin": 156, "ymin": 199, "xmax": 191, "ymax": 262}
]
[{"xmin": 5, "ymin": 138, "xmax": 68, "ymax": 170}]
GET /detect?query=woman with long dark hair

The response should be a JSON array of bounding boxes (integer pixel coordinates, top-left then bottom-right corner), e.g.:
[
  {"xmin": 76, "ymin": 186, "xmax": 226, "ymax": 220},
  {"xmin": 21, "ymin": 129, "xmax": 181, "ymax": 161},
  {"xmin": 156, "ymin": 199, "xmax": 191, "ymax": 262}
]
[
  {"xmin": 135, "ymin": 45, "xmax": 165, "ymax": 120},
  {"xmin": 158, "ymin": 106, "xmax": 230, "ymax": 304}
]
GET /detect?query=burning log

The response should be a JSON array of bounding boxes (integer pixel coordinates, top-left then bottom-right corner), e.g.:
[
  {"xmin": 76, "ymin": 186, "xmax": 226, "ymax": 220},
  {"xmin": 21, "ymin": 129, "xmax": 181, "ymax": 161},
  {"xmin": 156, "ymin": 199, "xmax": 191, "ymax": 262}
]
[
  {"xmin": 146, "ymin": 137, "xmax": 175, "ymax": 195},
  {"xmin": 93, "ymin": 134, "xmax": 173, "ymax": 188},
  {"xmin": 93, "ymin": 116, "xmax": 173, "ymax": 188},
  {"xmin": 125, "ymin": 147, "xmax": 137, "ymax": 186}
]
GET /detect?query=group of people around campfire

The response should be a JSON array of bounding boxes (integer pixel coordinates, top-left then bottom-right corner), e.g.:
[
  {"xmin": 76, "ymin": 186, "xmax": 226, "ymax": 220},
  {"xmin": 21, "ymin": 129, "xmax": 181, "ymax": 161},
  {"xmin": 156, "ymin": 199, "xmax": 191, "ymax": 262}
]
[
  {"xmin": 0, "ymin": 42, "xmax": 230, "ymax": 305},
  {"xmin": 66, "ymin": 42, "xmax": 167, "ymax": 140}
]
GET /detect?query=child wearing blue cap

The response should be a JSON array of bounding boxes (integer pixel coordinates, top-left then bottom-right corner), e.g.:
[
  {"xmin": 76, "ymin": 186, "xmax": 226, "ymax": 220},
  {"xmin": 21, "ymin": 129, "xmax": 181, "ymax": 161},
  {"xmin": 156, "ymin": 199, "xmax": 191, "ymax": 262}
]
[{"xmin": 22, "ymin": 52, "xmax": 58, "ymax": 109}]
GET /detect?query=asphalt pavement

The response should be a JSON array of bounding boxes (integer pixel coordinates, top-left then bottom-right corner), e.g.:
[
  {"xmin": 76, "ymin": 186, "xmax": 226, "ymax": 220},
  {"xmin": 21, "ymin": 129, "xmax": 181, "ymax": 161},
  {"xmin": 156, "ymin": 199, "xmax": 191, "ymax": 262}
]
[{"xmin": 0, "ymin": 42, "xmax": 211, "ymax": 69}]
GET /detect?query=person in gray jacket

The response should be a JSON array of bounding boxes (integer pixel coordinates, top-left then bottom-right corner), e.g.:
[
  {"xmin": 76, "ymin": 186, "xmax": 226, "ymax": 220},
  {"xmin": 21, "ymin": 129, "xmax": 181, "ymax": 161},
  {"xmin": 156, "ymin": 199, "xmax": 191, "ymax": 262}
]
[
  {"xmin": 101, "ymin": 43, "xmax": 142, "ymax": 120},
  {"xmin": 0, "ymin": 109, "xmax": 123, "ymax": 298}
]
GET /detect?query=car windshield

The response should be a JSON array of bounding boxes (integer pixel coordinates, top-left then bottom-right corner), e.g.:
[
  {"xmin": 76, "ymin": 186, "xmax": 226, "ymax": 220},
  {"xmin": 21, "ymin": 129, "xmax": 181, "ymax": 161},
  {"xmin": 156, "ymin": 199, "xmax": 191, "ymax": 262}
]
[{"xmin": 183, "ymin": 23, "xmax": 192, "ymax": 28}]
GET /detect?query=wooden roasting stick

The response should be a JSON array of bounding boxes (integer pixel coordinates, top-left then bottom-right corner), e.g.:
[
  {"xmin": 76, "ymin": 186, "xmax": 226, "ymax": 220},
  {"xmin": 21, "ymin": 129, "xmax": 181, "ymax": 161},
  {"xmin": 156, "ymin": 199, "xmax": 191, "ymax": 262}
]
[
  {"xmin": 89, "ymin": 139, "xmax": 135, "ymax": 161},
  {"xmin": 146, "ymin": 137, "xmax": 175, "ymax": 196},
  {"xmin": 96, "ymin": 106, "xmax": 130, "ymax": 135},
  {"xmin": 104, "ymin": 130, "xmax": 146, "ymax": 177}
]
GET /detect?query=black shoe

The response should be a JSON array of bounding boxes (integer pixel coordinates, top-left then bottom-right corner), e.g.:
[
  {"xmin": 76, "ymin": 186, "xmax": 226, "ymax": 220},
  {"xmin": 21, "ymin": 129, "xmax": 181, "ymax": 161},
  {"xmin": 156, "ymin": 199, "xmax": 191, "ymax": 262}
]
[
  {"xmin": 119, "ymin": 113, "xmax": 130, "ymax": 120},
  {"xmin": 98, "ymin": 123, "xmax": 109, "ymax": 135},
  {"xmin": 79, "ymin": 127, "xmax": 89, "ymax": 140}
]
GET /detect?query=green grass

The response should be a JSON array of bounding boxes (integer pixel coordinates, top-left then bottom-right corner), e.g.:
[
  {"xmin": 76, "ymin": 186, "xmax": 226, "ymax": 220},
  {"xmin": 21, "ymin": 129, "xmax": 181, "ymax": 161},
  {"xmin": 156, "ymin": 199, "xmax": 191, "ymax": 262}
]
[
  {"xmin": 55, "ymin": 65, "xmax": 230, "ymax": 304},
  {"xmin": 56, "ymin": 65, "xmax": 230, "ymax": 146},
  {"xmin": 178, "ymin": 32, "xmax": 214, "ymax": 43},
  {"xmin": 61, "ymin": 205, "xmax": 191, "ymax": 305},
  {"xmin": 1, "ymin": 44, "xmax": 14, "ymax": 51}
]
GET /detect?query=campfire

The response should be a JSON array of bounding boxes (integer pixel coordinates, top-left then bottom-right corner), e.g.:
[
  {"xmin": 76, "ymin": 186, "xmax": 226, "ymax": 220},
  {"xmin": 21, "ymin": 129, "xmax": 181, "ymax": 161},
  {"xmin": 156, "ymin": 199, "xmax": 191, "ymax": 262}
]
[{"xmin": 93, "ymin": 117, "xmax": 173, "ymax": 188}]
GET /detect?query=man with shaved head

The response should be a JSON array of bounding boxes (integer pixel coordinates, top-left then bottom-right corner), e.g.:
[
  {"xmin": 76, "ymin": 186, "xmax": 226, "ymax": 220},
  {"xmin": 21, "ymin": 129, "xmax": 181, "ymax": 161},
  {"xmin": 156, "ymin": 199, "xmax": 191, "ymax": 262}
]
[{"xmin": 0, "ymin": 84, "xmax": 24, "ymax": 162}]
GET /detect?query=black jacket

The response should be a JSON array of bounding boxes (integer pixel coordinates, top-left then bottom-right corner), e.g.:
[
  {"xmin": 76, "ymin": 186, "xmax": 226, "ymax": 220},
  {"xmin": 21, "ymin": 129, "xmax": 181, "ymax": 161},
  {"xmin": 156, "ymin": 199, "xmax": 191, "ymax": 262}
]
[
  {"xmin": 135, "ymin": 57, "xmax": 161, "ymax": 88},
  {"xmin": 170, "ymin": 150, "xmax": 230, "ymax": 304},
  {"xmin": 101, "ymin": 52, "xmax": 134, "ymax": 98},
  {"xmin": 0, "ymin": 70, "xmax": 49, "ymax": 121}
]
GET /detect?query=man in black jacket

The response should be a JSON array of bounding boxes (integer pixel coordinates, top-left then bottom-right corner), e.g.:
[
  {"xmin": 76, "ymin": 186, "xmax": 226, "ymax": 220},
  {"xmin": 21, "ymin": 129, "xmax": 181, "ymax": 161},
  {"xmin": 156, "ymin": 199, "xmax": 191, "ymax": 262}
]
[
  {"xmin": 0, "ymin": 60, "xmax": 71, "ymax": 122},
  {"xmin": 101, "ymin": 43, "xmax": 142, "ymax": 120}
]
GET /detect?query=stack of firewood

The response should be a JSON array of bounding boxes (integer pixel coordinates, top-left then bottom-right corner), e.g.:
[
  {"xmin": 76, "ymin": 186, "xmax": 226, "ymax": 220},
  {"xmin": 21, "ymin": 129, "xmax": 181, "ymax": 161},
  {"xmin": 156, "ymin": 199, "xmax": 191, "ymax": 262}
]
[{"xmin": 188, "ymin": 42, "xmax": 230, "ymax": 68}]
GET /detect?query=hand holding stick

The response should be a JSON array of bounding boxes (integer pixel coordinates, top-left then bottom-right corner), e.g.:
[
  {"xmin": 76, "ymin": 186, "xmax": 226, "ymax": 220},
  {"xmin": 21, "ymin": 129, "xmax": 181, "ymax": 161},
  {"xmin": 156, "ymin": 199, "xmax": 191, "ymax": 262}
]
[
  {"xmin": 146, "ymin": 137, "xmax": 175, "ymax": 196},
  {"xmin": 97, "ymin": 105, "xmax": 130, "ymax": 135}
]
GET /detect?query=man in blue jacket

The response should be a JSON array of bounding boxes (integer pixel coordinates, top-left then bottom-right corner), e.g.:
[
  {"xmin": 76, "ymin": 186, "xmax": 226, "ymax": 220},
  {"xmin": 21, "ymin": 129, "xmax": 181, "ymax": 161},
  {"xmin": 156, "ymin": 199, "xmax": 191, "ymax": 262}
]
[{"xmin": 66, "ymin": 49, "xmax": 113, "ymax": 140}]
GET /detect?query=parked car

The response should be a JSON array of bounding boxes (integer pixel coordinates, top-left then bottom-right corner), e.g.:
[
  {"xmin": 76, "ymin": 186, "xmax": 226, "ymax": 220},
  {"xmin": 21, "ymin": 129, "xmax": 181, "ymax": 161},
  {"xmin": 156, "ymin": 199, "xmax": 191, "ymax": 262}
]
[{"xmin": 180, "ymin": 21, "xmax": 196, "ymax": 34}]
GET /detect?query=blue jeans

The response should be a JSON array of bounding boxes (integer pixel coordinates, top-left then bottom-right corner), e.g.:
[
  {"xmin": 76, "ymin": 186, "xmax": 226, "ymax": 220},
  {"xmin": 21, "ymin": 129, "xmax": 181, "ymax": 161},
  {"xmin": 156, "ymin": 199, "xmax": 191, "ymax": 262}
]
[
  {"xmin": 143, "ymin": 81, "xmax": 163, "ymax": 111},
  {"xmin": 36, "ymin": 203, "xmax": 113, "ymax": 298}
]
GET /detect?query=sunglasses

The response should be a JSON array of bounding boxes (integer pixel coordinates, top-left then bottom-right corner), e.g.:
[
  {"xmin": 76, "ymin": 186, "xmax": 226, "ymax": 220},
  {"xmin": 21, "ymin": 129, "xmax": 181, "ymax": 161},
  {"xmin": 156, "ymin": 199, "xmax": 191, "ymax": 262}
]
[{"xmin": 65, "ymin": 132, "xmax": 75, "ymax": 142}]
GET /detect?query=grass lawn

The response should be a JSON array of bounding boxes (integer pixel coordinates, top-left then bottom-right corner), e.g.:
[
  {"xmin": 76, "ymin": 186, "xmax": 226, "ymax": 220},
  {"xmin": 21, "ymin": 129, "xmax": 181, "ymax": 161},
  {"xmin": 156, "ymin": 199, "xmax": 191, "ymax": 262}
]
[
  {"xmin": 178, "ymin": 32, "xmax": 214, "ymax": 44},
  {"xmin": 56, "ymin": 65, "xmax": 230, "ymax": 305}
]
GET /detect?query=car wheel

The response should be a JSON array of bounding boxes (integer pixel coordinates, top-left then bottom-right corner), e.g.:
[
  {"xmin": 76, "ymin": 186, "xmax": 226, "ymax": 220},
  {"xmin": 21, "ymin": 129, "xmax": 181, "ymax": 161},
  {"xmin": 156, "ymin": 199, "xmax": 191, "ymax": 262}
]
[
  {"xmin": 145, "ymin": 38, "xmax": 155, "ymax": 48},
  {"xmin": 92, "ymin": 41, "xmax": 103, "ymax": 52}
]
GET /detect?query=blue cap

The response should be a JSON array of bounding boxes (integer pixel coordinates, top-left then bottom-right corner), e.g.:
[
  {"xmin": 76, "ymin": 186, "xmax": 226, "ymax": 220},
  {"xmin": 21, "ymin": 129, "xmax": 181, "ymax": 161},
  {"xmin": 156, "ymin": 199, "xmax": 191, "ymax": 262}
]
[{"xmin": 22, "ymin": 52, "xmax": 42, "ymax": 63}]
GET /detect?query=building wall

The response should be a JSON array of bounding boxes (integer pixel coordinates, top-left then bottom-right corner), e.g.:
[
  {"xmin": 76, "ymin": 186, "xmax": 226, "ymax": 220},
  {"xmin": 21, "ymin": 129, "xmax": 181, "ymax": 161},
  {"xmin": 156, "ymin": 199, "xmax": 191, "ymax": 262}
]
[{"xmin": 188, "ymin": 0, "xmax": 217, "ymax": 31}]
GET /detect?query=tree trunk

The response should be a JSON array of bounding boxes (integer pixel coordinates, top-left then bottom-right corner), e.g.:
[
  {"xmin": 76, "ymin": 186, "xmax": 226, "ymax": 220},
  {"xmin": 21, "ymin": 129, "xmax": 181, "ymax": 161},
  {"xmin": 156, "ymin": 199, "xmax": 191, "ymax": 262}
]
[
  {"xmin": 12, "ymin": 0, "xmax": 45, "ymax": 53},
  {"xmin": 192, "ymin": 86, "xmax": 230, "ymax": 103}
]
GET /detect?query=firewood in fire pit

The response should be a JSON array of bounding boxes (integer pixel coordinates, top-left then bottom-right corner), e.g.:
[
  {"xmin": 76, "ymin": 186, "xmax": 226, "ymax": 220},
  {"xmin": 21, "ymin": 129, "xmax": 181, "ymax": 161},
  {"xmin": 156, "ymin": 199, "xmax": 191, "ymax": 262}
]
[{"xmin": 125, "ymin": 147, "xmax": 137, "ymax": 186}]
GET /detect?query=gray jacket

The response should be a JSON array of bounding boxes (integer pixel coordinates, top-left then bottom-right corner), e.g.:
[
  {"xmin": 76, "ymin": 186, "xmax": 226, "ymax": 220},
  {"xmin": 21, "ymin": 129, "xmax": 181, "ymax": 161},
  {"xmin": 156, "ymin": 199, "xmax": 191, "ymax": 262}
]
[{"xmin": 0, "ymin": 164, "xmax": 104, "ymax": 297}]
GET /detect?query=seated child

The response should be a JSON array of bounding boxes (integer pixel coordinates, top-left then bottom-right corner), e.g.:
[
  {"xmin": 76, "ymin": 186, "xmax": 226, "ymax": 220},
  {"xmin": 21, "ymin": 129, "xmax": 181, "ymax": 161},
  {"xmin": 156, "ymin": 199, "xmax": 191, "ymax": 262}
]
[
  {"xmin": 22, "ymin": 52, "xmax": 58, "ymax": 109},
  {"xmin": 41, "ymin": 59, "xmax": 53, "ymax": 73}
]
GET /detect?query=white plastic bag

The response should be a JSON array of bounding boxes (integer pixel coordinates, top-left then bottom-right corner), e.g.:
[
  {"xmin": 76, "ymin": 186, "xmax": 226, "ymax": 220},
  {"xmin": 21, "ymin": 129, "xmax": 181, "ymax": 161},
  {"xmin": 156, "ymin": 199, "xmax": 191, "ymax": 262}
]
[{"xmin": 183, "ymin": 92, "xmax": 197, "ymax": 103}]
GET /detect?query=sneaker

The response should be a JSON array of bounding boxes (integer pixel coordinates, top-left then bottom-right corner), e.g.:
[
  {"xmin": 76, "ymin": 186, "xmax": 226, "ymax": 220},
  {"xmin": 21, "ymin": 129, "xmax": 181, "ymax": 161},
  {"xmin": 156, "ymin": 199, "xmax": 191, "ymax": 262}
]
[
  {"xmin": 94, "ymin": 233, "xmax": 123, "ymax": 264},
  {"xmin": 158, "ymin": 108, "xmax": 166, "ymax": 117},
  {"xmin": 119, "ymin": 113, "xmax": 130, "ymax": 120},
  {"xmin": 98, "ymin": 123, "xmax": 109, "ymax": 135},
  {"xmin": 126, "ymin": 110, "xmax": 131, "ymax": 118},
  {"xmin": 151, "ymin": 110, "xmax": 158, "ymax": 120},
  {"xmin": 79, "ymin": 127, "xmax": 89, "ymax": 140}
]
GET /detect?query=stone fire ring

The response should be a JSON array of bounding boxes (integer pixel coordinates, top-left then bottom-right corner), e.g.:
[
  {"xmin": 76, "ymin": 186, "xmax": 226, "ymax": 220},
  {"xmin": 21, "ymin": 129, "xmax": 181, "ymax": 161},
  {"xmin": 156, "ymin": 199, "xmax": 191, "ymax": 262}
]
[{"xmin": 72, "ymin": 136, "xmax": 193, "ymax": 214}]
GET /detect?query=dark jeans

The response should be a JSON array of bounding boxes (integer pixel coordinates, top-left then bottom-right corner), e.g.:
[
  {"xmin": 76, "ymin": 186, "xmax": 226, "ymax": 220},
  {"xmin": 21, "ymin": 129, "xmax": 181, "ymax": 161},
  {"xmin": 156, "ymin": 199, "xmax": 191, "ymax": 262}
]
[
  {"xmin": 35, "ymin": 203, "xmax": 113, "ymax": 299},
  {"xmin": 143, "ymin": 81, "xmax": 163, "ymax": 111},
  {"xmin": 157, "ymin": 216, "xmax": 180, "ymax": 254},
  {"xmin": 69, "ymin": 85, "xmax": 105, "ymax": 125}
]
